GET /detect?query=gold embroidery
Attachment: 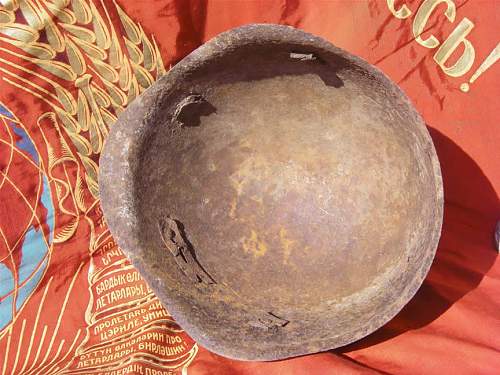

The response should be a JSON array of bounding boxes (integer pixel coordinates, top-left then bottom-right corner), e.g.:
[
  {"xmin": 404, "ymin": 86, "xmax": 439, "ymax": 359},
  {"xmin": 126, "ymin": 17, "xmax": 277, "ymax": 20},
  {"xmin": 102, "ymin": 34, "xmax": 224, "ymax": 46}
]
[
  {"xmin": 18, "ymin": 278, "xmax": 53, "ymax": 374},
  {"xmin": 0, "ymin": 3, "xmax": 195, "ymax": 373},
  {"xmin": 433, "ymin": 17, "xmax": 475, "ymax": 77},
  {"xmin": 413, "ymin": 0, "xmax": 456, "ymax": 49},
  {"xmin": 0, "ymin": 0, "xmax": 166, "ymax": 201},
  {"xmin": 461, "ymin": 43, "xmax": 500, "ymax": 92},
  {"xmin": 386, "ymin": 0, "xmax": 499, "ymax": 92},
  {"xmin": 387, "ymin": 0, "xmax": 412, "ymax": 19},
  {"xmin": 1, "ymin": 326, "xmax": 12, "ymax": 375}
]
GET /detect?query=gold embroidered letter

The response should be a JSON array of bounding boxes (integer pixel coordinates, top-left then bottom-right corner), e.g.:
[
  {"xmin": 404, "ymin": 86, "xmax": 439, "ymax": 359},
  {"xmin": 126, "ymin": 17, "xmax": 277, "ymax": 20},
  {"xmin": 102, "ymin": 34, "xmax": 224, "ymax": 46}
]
[
  {"xmin": 434, "ymin": 18, "xmax": 475, "ymax": 77},
  {"xmin": 413, "ymin": 0, "xmax": 456, "ymax": 49},
  {"xmin": 387, "ymin": 0, "xmax": 412, "ymax": 19}
]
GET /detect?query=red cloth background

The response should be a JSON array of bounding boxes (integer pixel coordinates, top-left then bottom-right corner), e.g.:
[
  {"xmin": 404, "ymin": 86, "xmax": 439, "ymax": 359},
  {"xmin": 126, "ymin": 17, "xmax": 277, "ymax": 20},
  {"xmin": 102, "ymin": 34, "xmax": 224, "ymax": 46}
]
[{"xmin": 0, "ymin": 1, "xmax": 498, "ymax": 374}]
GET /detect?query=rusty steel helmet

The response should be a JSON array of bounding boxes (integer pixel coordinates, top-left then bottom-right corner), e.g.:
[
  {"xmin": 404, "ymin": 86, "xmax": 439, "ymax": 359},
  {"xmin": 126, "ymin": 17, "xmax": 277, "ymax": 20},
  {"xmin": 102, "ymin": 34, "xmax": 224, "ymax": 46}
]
[{"xmin": 99, "ymin": 24, "xmax": 443, "ymax": 361}]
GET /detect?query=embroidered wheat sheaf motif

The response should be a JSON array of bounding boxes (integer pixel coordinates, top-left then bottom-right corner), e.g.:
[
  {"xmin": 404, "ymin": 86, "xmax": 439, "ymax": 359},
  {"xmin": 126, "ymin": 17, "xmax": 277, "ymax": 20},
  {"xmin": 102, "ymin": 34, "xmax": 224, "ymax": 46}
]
[{"xmin": 0, "ymin": 0, "xmax": 166, "ymax": 201}]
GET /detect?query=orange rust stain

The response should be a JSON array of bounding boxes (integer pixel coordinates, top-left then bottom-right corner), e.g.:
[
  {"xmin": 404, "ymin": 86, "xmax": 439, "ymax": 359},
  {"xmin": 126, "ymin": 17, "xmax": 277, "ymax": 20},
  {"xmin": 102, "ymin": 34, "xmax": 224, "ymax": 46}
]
[
  {"xmin": 242, "ymin": 230, "xmax": 267, "ymax": 258},
  {"xmin": 229, "ymin": 176, "xmax": 245, "ymax": 218},
  {"xmin": 229, "ymin": 198, "xmax": 237, "ymax": 218},
  {"xmin": 279, "ymin": 227, "xmax": 296, "ymax": 264}
]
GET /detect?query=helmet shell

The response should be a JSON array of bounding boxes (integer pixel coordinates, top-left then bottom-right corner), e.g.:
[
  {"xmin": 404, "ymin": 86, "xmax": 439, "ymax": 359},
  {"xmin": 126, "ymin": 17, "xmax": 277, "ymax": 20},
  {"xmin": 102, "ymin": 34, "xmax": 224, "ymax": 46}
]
[{"xmin": 99, "ymin": 24, "xmax": 443, "ymax": 361}]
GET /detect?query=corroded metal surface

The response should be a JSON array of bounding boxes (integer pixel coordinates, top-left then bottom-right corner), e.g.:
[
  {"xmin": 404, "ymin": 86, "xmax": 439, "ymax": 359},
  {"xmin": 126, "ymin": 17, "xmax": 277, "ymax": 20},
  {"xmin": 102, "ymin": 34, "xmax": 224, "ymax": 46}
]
[{"xmin": 99, "ymin": 24, "xmax": 443, "ymax": 361}]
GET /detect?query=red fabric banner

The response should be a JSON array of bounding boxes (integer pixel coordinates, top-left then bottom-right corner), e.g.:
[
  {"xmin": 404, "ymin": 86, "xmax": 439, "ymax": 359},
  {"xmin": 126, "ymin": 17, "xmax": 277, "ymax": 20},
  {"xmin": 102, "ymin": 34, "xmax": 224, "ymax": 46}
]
[{"xmin": 0, "ymin": 1, "xmax": 498, "ymax": 374}]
